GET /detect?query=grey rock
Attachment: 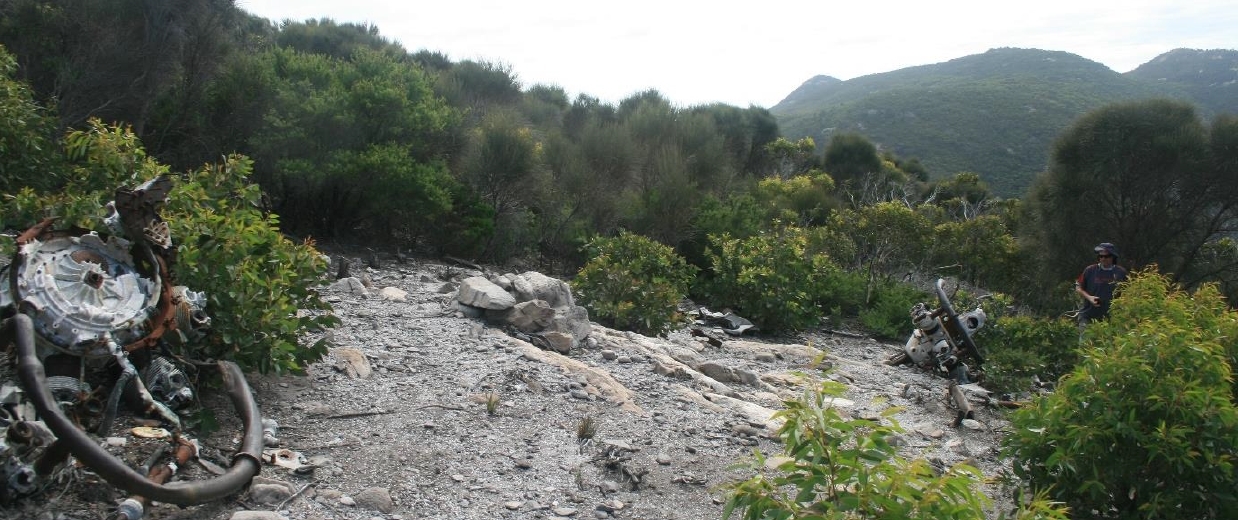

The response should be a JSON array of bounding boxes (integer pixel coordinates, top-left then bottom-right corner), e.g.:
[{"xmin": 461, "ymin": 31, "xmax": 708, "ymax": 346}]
[
  {"xmin": 456, "ymin": 277, "xmax": 517, "ymax": 310},
  {"xmin": 354, "ymin": 487, "xmax": 395, "ymax": 513},
  {"xmin": 248, "ymin": 483, "xmax": 293, "ymax": 505},
  {"xmin": 506, "ymin": 300, "xmax": 555, "ymax": 332},
  {"xmin": 510, "ymin": 271, "xmax": 575, "ymax": 307},
  {"xmin": 697, "ymin": 361, "xmax": 737, "ymax": 383}
]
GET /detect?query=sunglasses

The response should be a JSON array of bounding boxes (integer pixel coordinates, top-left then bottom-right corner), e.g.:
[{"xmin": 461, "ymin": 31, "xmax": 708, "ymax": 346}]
[{"xmin": 1097, "ymin": 254, "xmax": 1113, "ymax": 258}]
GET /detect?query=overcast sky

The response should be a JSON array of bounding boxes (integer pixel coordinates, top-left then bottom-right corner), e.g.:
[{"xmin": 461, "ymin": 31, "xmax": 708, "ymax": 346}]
[{"xmin": 235, "ymin": 0, "xmax": 1238, "ymax": 109}]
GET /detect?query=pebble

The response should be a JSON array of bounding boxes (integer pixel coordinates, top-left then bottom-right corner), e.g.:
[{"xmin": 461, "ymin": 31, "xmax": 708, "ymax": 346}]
[
  {"xmin": 553, "ymin": 507, "xmax": 579, "ymax": 516},
  {"xmin": 339, "ymin": 496, "xmax": 356, "ymax": 506},
  {"xmin": 504, "ymin": 500, "xmax": 524, "ymax": 510}
]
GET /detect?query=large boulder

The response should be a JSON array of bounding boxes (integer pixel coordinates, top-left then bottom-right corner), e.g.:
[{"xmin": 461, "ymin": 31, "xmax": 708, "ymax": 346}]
[
  {"xmin": 456, "ymin": 277, "xmax": 517, "ymax": 310},
  {"xmin": 454, "ymin": 271, "xmax": 591, "ymax": 351},
  {"xmin": 509, "ymin": 271, "xmax": 574, "ymax": 308}
]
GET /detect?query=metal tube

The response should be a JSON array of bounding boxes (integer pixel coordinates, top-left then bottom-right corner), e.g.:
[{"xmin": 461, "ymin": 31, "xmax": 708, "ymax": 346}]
[
  {"xmin": 3, "ymin": 314, "xmax": 263, "ymax": 505},
  {"xmin": 949, "ymin": 380, "xmax": 974, "ymax": 426}
]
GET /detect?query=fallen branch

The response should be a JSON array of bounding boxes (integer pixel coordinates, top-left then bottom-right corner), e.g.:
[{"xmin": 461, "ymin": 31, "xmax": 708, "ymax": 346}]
[
  {"xmin": 822, "ymin": 328, "xmax": 867, "ymax": 339},
  {"xmin": 324, "ymin": 410, "xmax": 391, "ymax": 420},
  {"xmin": 443, "ymin": 255, "xmax": 483, "ymax": 272},
  {"xmin": 276, "ymin": 482, "xmax": 317, "ymax": 510}
]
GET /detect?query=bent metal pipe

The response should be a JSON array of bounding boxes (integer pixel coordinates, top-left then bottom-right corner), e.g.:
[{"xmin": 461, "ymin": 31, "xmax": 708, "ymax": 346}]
[{"xmin": 3, "ymin": 314, "xmax": 264, "ymax": 505}]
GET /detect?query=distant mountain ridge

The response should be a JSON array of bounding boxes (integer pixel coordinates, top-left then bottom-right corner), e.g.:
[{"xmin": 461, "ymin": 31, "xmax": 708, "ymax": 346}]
[{"xmin": 770, "ymin": 48, "xmax": 1238, "ymax": 197}]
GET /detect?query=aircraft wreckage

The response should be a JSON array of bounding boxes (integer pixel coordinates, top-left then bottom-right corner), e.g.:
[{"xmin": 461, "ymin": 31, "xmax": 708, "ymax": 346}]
[
  {"xmin": 0, "ymin": 177, "xmax": 264, "ymax": 519},
  {"xmin": 888, "ymin": 278, "xmax": 993, "ymax": 425}
]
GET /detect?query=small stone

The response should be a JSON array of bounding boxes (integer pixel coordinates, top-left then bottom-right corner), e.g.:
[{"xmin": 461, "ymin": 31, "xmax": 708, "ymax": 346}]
[
  {"xmin": 553, "ymin": 507, "xmax": 579, "ymax": 516},
  {"xmin": 339, "ymin": 496, "xmax": 356, "ymax": 507},
  {"xmin": 504, "ymin": 501, "xmax": 524, "ymax": 510},
  {"xmin": 570, "ymin": 389, "xmax": 590, "ymax": 400},
  {"xmin": 105, "ymin": 437, "xmax": 127, "ymax": 447},
  {"xmin": 600, "ymin": 480, "xmax": 620, "ymax": 493},
  {"xmin": 961, "ymin": 418, "xmax": 985, "ymax": 431},
  {"xmin": 655, "ymin": 454, "xmax": 672, "ymax": 465},
  {"xmin": 451, "ymin": 474, "xmax": 467, "ymax": 482},
  {"xmin": 601, "ymin": 350, "xmax": 618, "ymax": 360},
  {"xmin": 248, "ymin": 483, "xmax": 292, "ymax": 505}
]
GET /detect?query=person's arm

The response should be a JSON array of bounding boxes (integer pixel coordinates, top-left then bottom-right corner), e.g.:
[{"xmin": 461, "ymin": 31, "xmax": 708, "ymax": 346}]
[{"xmin": 1075, "ymin": 269, "xmax": 1099, "ymax": 306}]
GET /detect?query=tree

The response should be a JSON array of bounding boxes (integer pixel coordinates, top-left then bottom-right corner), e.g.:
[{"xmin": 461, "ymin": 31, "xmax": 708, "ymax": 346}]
[
  {"xmin": 764, "ymin": 137, "xmax": 818, "ymax": 179},
  {"xmin": 0, "ymin": 0, "xmax": 242, "ymax": 141},
  {"xmin": 0, "ymin": 45, "xmax": 61, "ymax": 194},
  {"xmin": 829, "ymin": 202, "xmax": 932, "ymax": 302},
  {"xmin": 1005, "ymin": 271, "xmax": 1238, "ymax": 518},
  {"xmin": 1024, "ymin": 99, "xmax": 1238, "ymax": 298},
  {"xmin": 461, "ymin": 110, "xmax": 543, "ymax": 258},
  {"xmin": 823, "ymin": 132, "xmax": 883, "ymax": 182}
]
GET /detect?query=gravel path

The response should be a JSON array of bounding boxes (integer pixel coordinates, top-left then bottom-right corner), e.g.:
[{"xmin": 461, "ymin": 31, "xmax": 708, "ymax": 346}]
[{"xmin": 8, "ymin": 257, "xmax": 1015, "ymax": 520}]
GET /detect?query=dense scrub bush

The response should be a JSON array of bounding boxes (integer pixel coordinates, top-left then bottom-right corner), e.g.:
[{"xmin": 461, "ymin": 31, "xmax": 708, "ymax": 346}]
[
  {"xmin": 726, "ymin": 381, "xmax": 1071, "ymax": 519},
  {"xmin": 1004, "ymin": 270, "xmax": 1238, "ymax": 518},
  {"xmin": 813, "ymin": 267, "xmax": 869, "ymax": 319},
  {"xmin": 974, "ymin": 315, "xmax": 1078, "ymax": 395},
  {"xmin": 2, "ymin": 121, "xmax": 337, "ymax": 374},
  {"xmin": 700, "ymin": 228, "xmax": 829, "ymax": 332},
  {"xmin": 574, "ymin": 231, "xmax": 697, "ymax": 335},
  {"xmin": 858, "ymin": 281, "xmax": 929, "ymax": 340}
]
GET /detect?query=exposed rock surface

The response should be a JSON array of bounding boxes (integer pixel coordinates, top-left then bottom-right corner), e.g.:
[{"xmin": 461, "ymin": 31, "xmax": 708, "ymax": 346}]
[{"xmin": 5, "ymin": 255, "xmax": 1014, "ymax": 520}]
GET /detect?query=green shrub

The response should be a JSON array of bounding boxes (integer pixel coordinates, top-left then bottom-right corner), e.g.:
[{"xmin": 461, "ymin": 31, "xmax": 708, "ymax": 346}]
[
  {"xmin": 1004, "ymin": 270, "xmax": 1238, "ymax": 518},
  {"xmin": 574, "ymin": 231, "xmax": 697, "ymax": 335},
  {"xmin": 813, "ymin": 264, "xmax": 869, "ymax": 319},
  {"xmin": 726, "ymin": 381, "xmax": 1069, "ymax": 519},
  {"xmin": 859, "ymin": 281, "xmax": 929, "ymax": 340},
  {"xmin": 2, "ymin": 121, "xmax": 337, "ymax": 374},
  {"xmin": 700, "ymin": 227, "xmax": 829, "ymax": 332},
  {"xmin": 974, "ymin": 315, "xmax": 1078, "ymax": 395}
]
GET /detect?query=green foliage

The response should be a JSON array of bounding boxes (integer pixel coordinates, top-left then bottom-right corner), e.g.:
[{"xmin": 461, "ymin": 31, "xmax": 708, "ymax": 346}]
[
  {"xmin": 930, "ymin": 215, "xmax": 1021, "ymax": 290},
  {"xmin": 1023, "ymin": 98, "xmax": 1238, "ymax": 308},
  {"xmin": 974, "ymin": 315, "xmax": 1078, "ymax": 395},
  {"xmin": 247, "ymin": 46, "xmax": 462, "ymax": 240},
  {"xmin": 823, "ymin": 132, "xmax": 883, "ymax": 183},
  {"xmin": 574, "ymin": 231, "xmax": 697, "ymax": 336},
  {"xmin": 811, "ymin": 267, "xmax": 869, "ymax": 319},
  {"xmin": 827, "ymin": 202, "xmax": 932, "ymax": 300},
  {"xmin": 165, "ymin": 156, "xmax": 338, "ymax": 373},
  {"xmin": 773, "ymin": 48, "xmax": 1177, "ymax": 196},
  {"xmin": 2, "ymin": 121, "xmax": 337, "ymax": 374},
  {"xmin": 858, "ymin": 282, "xmax": 929, "ymax": 340},
  {"xmin": 0, "ymin": 45, "xmax": 61, "ymax": 194},
  {"xmin": 701, "ymin": 228, "xmax": 827, "ymax": 332},
  {"xmin": 726, "ymin": 381, "xmax": 1015, "ymax": 520},
  {"xmin": 1004, "ymin": 270, "xmax": 1238, "ymax": 518},
  {"xmin": 753, "ymin": 172, "xmax": 837, "ymax": 226}
]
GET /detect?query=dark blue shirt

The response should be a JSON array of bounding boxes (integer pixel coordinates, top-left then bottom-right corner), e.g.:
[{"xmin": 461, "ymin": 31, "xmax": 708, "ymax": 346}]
[{"xmin": 1077, "ymin": 263, "xmax": 1128, "ymax": 320}]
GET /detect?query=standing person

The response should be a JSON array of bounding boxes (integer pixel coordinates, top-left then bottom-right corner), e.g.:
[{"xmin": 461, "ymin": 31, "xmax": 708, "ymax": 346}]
[{"xmin": 1075, "ymin": 242, "xmax": 1128, "ymax": 327}]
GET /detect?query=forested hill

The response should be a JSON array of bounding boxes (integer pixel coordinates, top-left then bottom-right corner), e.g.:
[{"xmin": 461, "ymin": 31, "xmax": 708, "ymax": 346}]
[{"xmin": 771, "ymin": 47, "xmax": 1238, "ymax": 197}]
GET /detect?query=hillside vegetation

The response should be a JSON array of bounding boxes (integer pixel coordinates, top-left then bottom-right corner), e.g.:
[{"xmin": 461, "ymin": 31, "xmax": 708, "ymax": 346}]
[
  {"xmin": 772, "ymin": 47, "xmax": 1238, "ymax": 196},
  {"xmin": 4, "ymin": 4, "xmax": 1238, "ymax": 517}
]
